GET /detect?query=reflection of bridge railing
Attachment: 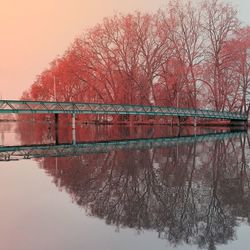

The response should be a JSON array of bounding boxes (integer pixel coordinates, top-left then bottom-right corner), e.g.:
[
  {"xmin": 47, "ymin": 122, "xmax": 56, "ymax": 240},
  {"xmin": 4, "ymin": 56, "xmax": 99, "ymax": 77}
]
[
  {"xmin": 0, "ymin": 131, "xmax": 245, "ymax": 161},
  {"xmin": 0, "ymin": 100, "xmax": 247, "ymax": 120}
]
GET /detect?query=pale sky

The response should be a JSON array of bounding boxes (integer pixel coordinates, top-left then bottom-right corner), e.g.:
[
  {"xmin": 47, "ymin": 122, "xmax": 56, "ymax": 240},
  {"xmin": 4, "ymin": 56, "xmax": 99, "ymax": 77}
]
[{"xmin": 0, "ymin": 0, "xmax": 249, "ymax": 100}]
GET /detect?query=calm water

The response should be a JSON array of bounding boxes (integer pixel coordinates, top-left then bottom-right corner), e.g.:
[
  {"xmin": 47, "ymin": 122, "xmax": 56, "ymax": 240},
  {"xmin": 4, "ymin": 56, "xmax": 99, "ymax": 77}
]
[{"xmin": 0, "ymin": 121, "xmax": 250, "ymax": 250}]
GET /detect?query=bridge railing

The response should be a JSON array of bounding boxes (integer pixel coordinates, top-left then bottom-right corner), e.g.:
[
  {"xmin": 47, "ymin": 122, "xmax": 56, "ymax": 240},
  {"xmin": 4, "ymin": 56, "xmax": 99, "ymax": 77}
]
[{"xmin": 0, "ymin": 100, "xmax": 247, "ymax": 121}]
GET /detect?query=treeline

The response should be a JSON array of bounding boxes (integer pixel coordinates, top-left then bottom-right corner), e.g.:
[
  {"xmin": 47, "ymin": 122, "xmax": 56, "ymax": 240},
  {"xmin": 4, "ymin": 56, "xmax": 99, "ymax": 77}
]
[{"xmin": 23, "ymin": 0, "xmax": 250, "ymax": 115}]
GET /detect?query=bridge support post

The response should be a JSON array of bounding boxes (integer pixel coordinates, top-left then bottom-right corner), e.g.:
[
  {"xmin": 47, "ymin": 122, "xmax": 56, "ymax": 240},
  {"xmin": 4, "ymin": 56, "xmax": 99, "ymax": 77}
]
[
  {"xmin": 72, "ymin": 113, "xmax": 76, "ymax": 145},
  {"xmin": 55, "ymin": 113, "xmax": 59, "ymax": 145},
  {"xmin": 171, "ymin": 117, "xmax": 173, "ymax": 127},
  {"xmin": 177, "ymin": 116, "xmax": 180, "ymax": 127},
  {"xmin": 193, "ymin": 117, "xmax": 197, "ymax": 135},
  {"xmin": 193, "ymin": 117, "xmax": 197, "ymax": 127}
]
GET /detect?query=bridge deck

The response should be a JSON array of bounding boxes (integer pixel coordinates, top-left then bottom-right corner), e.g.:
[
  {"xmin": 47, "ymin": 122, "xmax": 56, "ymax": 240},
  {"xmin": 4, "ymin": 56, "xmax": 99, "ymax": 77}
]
[{"xmin": 0, "ymin": 100, "xmax": 247, "ymax": 121}]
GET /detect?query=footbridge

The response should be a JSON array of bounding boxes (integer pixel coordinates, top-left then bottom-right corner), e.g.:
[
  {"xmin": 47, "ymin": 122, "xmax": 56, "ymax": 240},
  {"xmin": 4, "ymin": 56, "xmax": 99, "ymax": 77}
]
[{"xmin": 0, "ymin": 99, "xmax": 247, "ymax": 121}]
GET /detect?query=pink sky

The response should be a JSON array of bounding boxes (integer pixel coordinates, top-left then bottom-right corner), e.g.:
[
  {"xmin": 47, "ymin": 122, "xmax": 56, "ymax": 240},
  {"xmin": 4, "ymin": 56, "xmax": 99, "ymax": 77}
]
[{"xmin": 0, "ymin": 0, "xmax": 249, "ymax": 100}]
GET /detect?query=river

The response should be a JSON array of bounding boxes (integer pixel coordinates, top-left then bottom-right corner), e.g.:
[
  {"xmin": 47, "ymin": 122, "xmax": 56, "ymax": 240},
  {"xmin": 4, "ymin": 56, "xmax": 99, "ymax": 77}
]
[{"xmin": 0, "ymin": 121, "xmax": 250, "ymax": 250}]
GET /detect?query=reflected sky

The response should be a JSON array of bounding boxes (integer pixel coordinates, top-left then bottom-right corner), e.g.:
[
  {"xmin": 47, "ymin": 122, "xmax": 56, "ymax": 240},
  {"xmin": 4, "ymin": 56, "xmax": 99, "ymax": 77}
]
[{"xmin": 0, "ymin": 122, "xmax": 250, "ymax": 250}]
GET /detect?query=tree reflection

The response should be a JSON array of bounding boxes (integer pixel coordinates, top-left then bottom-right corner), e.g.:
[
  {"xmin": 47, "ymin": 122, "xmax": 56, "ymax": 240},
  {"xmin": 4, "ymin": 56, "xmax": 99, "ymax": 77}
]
[
  {"xmin": 0, "ymin": 122, "xmax": 12, "ymax": 145},
  {"xmin": 29, "ymin": 130, "xmax": 250, "ymax": 250}
]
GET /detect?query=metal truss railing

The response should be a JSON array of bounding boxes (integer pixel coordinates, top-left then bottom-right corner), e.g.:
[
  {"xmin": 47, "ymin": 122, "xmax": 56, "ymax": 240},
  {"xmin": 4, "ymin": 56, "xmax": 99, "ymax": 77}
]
[
  {"xmin": 0, "ymin": 100, "xmax": 247, "ymax": 121},
  {"xmin": 0, "ymin": 131, "xmax": 245, "ymax": 161}
]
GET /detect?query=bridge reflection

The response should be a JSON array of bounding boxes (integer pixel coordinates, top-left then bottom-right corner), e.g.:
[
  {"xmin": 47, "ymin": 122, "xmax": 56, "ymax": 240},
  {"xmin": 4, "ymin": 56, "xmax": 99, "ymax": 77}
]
[{"xmin": 0, "ymin": 130, "xmax": 245, "ymax": 161}]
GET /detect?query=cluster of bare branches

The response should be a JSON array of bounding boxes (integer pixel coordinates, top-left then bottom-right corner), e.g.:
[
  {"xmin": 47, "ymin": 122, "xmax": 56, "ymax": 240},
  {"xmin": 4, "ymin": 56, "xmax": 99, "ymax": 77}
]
[{"xmin": 23, "ymin": 0, "xmax": 250, "ymax": 116}]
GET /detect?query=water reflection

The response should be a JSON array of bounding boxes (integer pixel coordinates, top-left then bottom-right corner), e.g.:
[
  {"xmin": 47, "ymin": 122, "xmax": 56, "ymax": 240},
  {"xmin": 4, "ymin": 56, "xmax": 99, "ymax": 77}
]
[
  {"xmin": 2, "ymin": 121, "xmax": 250, "ymax": 249},
  {"xmin": 14, "ymin": 116, "xmax": 233, "ymax": 145},
  {"xmin": 0, "ymin": 122, "xmax": 15, "ymax": 145},
  {"xmin": 41, "ymin": 134, "xmax": 250, "ymax": 249}
]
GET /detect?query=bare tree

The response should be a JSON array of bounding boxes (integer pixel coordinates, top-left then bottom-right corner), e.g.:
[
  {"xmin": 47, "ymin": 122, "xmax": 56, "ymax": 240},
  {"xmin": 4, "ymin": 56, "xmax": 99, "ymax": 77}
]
[{"xmin": 201, "ymin": 0, "xmax": 240, "ymax": 111}]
